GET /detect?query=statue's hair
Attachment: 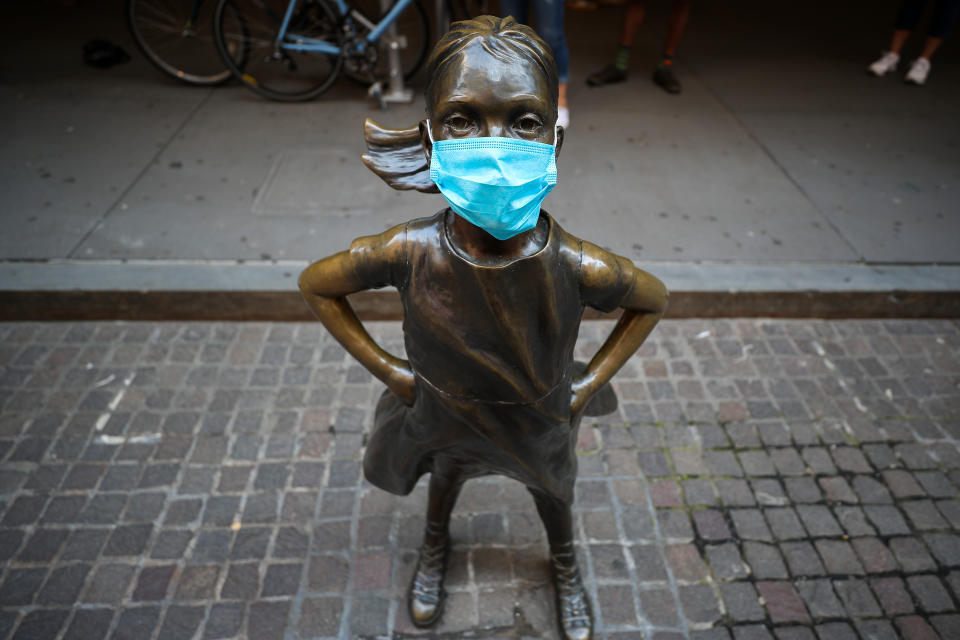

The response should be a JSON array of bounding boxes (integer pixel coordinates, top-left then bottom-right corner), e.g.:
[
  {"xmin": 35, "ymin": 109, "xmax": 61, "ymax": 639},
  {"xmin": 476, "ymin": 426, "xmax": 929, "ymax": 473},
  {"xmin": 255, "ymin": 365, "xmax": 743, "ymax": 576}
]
[
  {"xmin": 425, "ymin": 15, "xmax": 559, "ymax": 114},
  {"xmin": 362, "ymin": 16, "xmax": 559, "ymax": 193}
]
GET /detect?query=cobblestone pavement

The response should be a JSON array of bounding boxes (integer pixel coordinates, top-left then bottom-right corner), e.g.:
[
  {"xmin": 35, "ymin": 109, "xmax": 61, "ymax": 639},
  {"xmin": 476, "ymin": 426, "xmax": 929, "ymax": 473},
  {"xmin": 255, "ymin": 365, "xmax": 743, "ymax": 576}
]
[{"xmin": 1, "ymin": 320, "xmax": 959, "ymax": 640}]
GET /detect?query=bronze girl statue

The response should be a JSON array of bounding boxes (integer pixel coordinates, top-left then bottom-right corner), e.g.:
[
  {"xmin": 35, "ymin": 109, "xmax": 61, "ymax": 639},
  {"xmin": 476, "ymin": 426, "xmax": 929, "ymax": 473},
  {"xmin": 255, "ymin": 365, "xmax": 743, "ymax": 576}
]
[{"xmin": 299, "ymin": 16, "xmax": 667, "ymax": 639}]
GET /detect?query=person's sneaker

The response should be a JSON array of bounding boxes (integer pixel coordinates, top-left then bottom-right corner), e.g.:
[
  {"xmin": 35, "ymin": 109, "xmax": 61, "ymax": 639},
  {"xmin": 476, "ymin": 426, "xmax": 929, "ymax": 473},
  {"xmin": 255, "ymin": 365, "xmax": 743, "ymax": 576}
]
[
  {"xmin": 905, "ymin": 57, "xmax": 931, "ymax": 85},
  {"xmin": 586, "ymin": 64, "xmax": 627, "ymax": 87},
  {"xmin": 557, "ymin": 106, "xmax": 570, "ymax": 129},
  {"xmin": 868, "ymin": 51, "xmax": 899, "ymax": 76},
  {"xmin": 652, "ymin": 63, "xmax": 682, "ymax": 94}
]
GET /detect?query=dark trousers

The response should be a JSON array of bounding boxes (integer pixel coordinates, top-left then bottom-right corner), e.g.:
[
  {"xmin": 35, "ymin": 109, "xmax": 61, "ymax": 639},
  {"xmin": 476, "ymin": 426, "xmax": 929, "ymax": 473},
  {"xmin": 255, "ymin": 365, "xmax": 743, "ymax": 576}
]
[{"xmin": 895, "ymin": 0, "xmax": 960, "ymax": 38}]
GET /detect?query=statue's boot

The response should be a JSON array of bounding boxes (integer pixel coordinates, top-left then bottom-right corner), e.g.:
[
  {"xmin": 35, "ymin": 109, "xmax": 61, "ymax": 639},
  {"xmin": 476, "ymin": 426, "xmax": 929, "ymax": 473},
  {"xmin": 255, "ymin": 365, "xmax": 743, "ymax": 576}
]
[
  {"xmin": 408, "ymin": 538, "xmax": 448, "ymax": 627},
  {"xmin": 551, "ymin": 549, "xmax": 593, "ymax": 640}
]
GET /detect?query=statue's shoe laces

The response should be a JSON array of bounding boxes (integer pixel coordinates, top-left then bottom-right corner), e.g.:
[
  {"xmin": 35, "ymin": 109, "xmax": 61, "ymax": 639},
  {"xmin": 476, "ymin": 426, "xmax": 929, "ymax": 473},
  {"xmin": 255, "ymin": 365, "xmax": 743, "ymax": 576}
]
[
  {"xmin": 409, "ymin": 540, "xmax": 448, "ymax": 627},
  {"xmin": 551, "ymin": 552, "xmax": 593, "ymax": 640}
]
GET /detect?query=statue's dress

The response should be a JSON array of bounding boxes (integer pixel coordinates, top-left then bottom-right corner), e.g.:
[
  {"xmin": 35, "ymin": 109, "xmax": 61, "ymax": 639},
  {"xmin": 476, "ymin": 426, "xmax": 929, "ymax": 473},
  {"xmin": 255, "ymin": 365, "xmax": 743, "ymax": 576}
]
[{"xmin": 349, "ymin": 210, "xmax": 638, "ymax": 504}]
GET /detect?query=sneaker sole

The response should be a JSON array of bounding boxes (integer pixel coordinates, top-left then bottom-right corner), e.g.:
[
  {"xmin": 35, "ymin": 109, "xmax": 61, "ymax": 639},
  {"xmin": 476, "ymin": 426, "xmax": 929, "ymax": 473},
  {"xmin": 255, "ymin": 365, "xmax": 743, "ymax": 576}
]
[{"xmin": 586, "ymin": 78, "xmax": 626, "ymax": 87}]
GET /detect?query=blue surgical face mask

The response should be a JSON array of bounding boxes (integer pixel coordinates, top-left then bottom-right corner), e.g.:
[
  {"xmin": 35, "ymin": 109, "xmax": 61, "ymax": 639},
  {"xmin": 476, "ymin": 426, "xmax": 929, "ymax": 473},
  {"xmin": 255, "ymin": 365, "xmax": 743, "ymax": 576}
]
[{"xmin": 427, "ymin": 120, "xmax": 558, "ymax": 241}]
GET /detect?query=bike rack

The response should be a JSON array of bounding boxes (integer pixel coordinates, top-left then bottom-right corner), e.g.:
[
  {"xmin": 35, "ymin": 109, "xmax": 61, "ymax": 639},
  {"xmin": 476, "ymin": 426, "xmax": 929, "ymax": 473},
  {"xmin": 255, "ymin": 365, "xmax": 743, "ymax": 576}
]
[{"xmin": 376, "ymin": 0, "xmax": 413, "ymax": 105}]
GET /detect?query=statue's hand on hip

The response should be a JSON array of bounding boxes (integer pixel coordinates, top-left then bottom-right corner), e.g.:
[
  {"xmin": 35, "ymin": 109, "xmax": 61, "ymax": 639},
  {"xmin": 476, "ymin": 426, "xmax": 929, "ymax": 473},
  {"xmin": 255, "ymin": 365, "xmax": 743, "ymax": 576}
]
[
  {"xmin": 569, "ymin": 373, "xmax": 594, "ymax": 417},
  {"xmin": 388, "ymin": 365, "xmax": 417, "ymax": 406}
]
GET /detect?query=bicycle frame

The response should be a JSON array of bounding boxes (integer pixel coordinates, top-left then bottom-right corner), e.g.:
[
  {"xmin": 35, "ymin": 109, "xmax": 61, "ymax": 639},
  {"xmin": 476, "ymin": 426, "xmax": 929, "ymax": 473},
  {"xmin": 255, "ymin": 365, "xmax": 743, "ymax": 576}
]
[
  {"xmin": 186, "ymin": 0, "xmax": 206, "ymax": 29},
  {"xmin": 274, "ymin": 0, "xmax": 414, "ymax": 54}
]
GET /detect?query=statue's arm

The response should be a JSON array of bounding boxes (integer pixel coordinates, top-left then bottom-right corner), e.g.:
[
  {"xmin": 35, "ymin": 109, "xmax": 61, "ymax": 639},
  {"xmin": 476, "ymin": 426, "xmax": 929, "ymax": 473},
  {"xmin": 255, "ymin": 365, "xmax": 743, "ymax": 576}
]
[
  {"xmin": 298, "ymin": 235, "xmax": 415, "ymax": 405},
  {"xmin": 572, "ymin": 246, "xmax": 668, "ymax": 415}
]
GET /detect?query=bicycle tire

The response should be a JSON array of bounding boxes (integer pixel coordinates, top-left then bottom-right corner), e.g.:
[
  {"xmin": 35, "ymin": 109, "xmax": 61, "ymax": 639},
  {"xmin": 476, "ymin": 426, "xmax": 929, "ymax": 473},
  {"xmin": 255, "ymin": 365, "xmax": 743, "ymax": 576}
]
[
  {"xmin": 214, "ymin": 0, "xmax": 343, "ymax": 102},
  {"xmin": 342, "ymin": 0, "xmax": 429, "ymax": 84},
  {"xmin": 127, "ymin": 0, "xmax": 235, "ymax": 85}
]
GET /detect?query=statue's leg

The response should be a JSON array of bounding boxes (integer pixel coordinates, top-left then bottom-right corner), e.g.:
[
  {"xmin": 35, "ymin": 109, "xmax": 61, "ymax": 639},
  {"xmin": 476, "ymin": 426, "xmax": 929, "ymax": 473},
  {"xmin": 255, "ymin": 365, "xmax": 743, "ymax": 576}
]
[
  {"xmin": 529, "ymin": 488, "xmax": 593, "ymax": 640},
  {"xmin": 409, "ymin": 460, "xmax": 465, "ymax": 627}
]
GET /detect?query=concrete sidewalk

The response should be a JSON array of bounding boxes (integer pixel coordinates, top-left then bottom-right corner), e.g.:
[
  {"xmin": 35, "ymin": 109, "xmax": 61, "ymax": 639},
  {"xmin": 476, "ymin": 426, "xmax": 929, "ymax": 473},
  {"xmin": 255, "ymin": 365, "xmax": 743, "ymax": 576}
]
[
  {"xmin": 2, "ymin": 0, "xmax": 959, "ymax": 318},
  {"xmin": 0, "ymin": 318, "xmax": 958, "ymax": 639}
]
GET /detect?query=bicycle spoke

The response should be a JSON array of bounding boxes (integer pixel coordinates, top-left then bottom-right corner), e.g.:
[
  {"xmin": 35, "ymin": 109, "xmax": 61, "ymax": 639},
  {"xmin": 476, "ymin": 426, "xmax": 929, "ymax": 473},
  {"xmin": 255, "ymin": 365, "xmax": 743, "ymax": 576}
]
[
  {"xmin": 129, "ymin": 0, "xmax": 233, "ymax": 84},
  {"xmin": 139, "ymin": 20, "xmax": 220, "ymax": 45},
  {"xmin": 143, "ymin": 33, "xmax": 197, "ymax": 52},
  {"xmin": 214, "ymin": 0, "xmax": 343, "ymax": 101},
  {"xmin": 135, "ymin": 17, "xmax": 187, "ymax": 34},
  {"xmin": 340, "ymin": 0, "xmax": 429, "ymax": 83},
  {"xmin": 135, "ymin": 6, "xmax": 182, "ymax": 31},
  {"xmin": 221, "ymin": 31, "xmax": 275, "ymax": 50},
  {"xmin": 144, "ymin": 0, "xmax": 186, "ymax": 27},
  {"xmin": 158, "ymin": 0, "xmax": 189, "ymax": 24}
]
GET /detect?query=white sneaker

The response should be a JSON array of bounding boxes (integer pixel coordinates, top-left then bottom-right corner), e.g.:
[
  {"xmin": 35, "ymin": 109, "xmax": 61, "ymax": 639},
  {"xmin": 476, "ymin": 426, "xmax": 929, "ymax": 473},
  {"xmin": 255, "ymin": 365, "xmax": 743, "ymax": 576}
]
[
  {"xmin": 868, "ymin": 51, "xmax": 899, "ymax": 76},
  {"xmin": 557, "ymin": 106, "xmax": 570, "ymax": 129},
  {"xmin": 905, "ymin": 57, "xmax": 931, "ymax": 85}
]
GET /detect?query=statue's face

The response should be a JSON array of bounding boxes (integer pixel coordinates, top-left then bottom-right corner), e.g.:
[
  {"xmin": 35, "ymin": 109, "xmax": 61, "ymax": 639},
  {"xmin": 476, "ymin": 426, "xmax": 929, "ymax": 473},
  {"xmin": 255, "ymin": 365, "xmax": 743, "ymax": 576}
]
[{"xmin": 428, "ymin": 39, "xmax": 556, "ymax": 146}]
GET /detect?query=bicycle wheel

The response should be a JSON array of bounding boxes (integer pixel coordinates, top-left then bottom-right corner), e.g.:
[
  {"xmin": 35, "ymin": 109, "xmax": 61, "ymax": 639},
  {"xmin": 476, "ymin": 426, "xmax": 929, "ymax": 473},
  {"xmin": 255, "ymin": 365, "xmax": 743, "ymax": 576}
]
[
  {"xmin": 342, "ymin": 0, "xmax": 429, "ymax": 84},
  {"xmin": 127, "ymin": 0, "xmax": 236, "ymax": 85},
  {"xmin": 214, "ymin": 0, "xmax": 343, "ymax": 102}
]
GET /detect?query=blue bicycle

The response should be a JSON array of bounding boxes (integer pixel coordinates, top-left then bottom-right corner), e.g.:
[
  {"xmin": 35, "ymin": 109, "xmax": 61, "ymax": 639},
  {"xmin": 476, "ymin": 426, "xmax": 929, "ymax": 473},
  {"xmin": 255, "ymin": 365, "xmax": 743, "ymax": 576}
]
[{"xmin": 212, "ymin": 0, "xmax": 430, "ymax": 101}]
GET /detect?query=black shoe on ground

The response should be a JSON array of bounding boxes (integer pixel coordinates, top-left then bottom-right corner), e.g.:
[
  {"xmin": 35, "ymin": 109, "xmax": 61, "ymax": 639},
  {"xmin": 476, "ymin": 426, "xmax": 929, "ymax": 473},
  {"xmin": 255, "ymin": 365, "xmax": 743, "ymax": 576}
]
[
  {"xmin": 653, "ymin": 64, "xmax": 682, "ymax": 94},
  {"xmin": 586, "ymin": 63, "xmax": 627, "ymax": 87}
]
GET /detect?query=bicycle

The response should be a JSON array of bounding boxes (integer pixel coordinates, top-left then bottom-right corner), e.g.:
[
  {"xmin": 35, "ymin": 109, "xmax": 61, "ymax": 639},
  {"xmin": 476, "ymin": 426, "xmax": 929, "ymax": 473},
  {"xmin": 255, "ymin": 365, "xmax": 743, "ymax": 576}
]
[
  {"xmin": 212, "ymin": 0, "xmax": 430, "ymax": 102},
  {"xmin": 127, "ymin": 0, "xmax": 247, "ymax": 85}
]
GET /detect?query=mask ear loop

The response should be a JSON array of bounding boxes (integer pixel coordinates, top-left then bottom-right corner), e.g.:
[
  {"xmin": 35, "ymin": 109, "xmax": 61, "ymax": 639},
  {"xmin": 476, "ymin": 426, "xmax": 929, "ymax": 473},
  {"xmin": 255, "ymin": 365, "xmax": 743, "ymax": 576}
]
[{"xmin": 425, "ymin": 119, "xmax": 435, "ymax": 144}]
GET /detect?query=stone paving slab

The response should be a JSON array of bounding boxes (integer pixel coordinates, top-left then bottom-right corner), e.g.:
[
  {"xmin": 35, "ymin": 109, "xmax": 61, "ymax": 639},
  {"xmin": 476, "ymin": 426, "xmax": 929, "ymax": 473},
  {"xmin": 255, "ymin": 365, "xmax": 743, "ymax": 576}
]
[{"xmin": 1, "ymin": 319, "xmax": 959, "ymax": 639}]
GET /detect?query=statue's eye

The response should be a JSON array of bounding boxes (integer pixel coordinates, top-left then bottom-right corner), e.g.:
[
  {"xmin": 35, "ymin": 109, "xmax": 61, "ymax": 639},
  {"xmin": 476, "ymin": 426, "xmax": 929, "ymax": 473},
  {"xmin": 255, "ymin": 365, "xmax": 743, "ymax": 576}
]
[
  {"xmin": 515, "ymin": 115, "xmax": 542, "ymax": 133},
  {"xmin": 445, "ymin": 116, "xmax": 472, "ymax": 133}
]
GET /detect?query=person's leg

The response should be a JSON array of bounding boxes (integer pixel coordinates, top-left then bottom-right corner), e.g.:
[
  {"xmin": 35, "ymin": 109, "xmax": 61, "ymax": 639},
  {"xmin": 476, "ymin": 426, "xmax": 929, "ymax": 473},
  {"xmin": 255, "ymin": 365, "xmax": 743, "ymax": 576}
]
[
  {"xmin": 620, "ymin": 0, "xmax": 647, "ymax": 46},
  {"xmin": 894, "ymin": 0, "xmax": 929, "ymax": 37},
  {"xmin": 557, "ymin": 82, "xmax": 569, "ymax": 127},
  {"xmin": 890, "ymin": 0, "xmax": 928, "ymax": 54},
  {"xmin": 890, "ymin": 28, "xmax": 913, "ymax": 54},
  {"xmin": 614, "ymin": 0, "xmax": 647, "ymax": 69},
  {"xmin": 409, "ymin": 461, "xmax": 466, "ymax": 627},
  {"xmin": 529, "ymin": 488, "xmax": 592, "ymax": 640},
  {"xmin": 662, "ymin": 0, "xmax": 691, "ymax": 57},
  {"xmin": 905, "ymin": 0, "xmax": 959, "ymax": 82},
  {"xmin": 920, "ymin": 35, "xmax": 945, "ymax": 57},
  {"xmin": 499, "ymin": 0, "xmax": 530, "ymax": 26},
  {"xmin": 869, "ymin": 0, "xmax": 926, "ymax": 75},
  {"xmin": 531, "ymin": 0, "xmax": 570, "ymax": 123},
  {"xmin": 587, "ymin": 0, "xmax": 645, "ymax": 86},
  {"xmin": 868, "ymin": 28, "xmax": 910, "ymax": 74},
  {"xmin": 652, "ymin": 0, "xmax": 690, "ymax": 93},
  {"xmin": 924, "ymin": 0, "xmax": 960, "ymax": 55}
]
